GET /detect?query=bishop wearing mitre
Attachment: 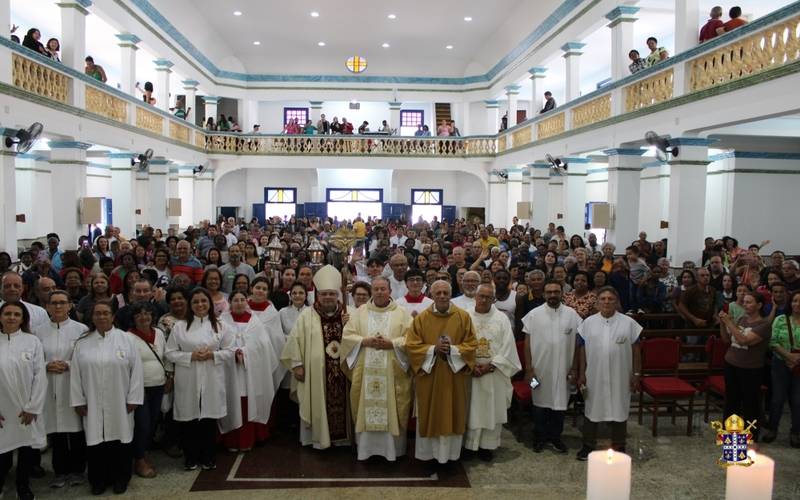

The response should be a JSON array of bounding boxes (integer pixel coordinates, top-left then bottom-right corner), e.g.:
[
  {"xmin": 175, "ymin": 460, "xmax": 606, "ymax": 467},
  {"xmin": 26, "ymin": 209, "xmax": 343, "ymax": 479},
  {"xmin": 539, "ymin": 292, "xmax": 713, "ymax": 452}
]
[
  {"xmin": 406, "ymin": 280, "xmax": 477, "ymax": 464},
  {"xmin": 341, "ymin": 277, "xmax": 413, "ymax": 461},
  {"xmin": 281, "ymin": 265, "xmax": 351, "ymax": 449}
]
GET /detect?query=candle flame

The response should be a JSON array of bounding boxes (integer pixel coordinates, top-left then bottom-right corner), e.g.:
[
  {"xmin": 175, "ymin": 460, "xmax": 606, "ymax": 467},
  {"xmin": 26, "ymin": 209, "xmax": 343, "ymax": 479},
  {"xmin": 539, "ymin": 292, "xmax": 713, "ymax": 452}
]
[
  {"xmin": 747, "ymin": 450, "xmax": 757, "ymax": 460},
  {"xmin": 606, "ymin": 448, "xmax": 614, "ymax": 464}
]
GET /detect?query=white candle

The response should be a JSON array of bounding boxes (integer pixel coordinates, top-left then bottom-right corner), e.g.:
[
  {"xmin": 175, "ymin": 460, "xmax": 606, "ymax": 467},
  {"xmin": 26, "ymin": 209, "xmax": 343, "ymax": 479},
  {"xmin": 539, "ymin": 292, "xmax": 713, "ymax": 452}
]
[
  {"xmin": 725, "ymin": 451, "xmax": 774, "ymax": 500},
  {"xmin": 587, "ymin": 449, "xmax": 632, "ymax": 500}
]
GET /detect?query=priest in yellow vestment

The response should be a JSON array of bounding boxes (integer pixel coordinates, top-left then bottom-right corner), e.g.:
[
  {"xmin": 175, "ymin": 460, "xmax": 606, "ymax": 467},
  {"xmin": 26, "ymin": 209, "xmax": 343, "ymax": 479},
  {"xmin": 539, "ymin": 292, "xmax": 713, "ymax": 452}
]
[
  {"xmin": 406, "ymin": 280, "xmax": 477, "ymax": 464},
  {"xmin": 341, "ymin": 277, "xmax": 413, "ymax": 461},
  {"xmin": 280, "ymin": 265, "xmax": 351, "ymax": 449}
]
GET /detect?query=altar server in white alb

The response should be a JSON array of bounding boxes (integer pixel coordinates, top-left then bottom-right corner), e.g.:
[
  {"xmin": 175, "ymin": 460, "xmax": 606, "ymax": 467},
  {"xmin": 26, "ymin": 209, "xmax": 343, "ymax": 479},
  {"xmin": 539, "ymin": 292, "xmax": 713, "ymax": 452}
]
[
  {"xmin": 70, "ymin": 301, "xmax": 143, "ymax": 495},
  {"xmin": 248, "ymin": 276, "xmax": 288, "ymax": 391},
  {"xmin": 34, "ymin": 290, "xmax": 88, "ymax": 488},
  {"xmin": 522, "ymin": 280, "xmax": 582, "ymax": 454},
  {"xmin": 166, "ymin": 288, "xmax": 234, "ymax": 471},
  {"xmin": 575, "ymin": 286, "xmax": 642, "ymax": 461},
  {"xmin": 218, "ymin": 291, "xmax": 279, "ymax": 452},
  {"xmin": 341, "ymin": 277, "xmax": 413, "ymax": 461},
  {"xmin": 0, "ymin": 301, "xmax": 47, "ymax": 500},
  {"xmin": 464, "ymin": 284, "xmax": 521, "ymax": 460},
  {"xmin": 394, "ymin": 269, "xmax": 433, "ymax": 317}
]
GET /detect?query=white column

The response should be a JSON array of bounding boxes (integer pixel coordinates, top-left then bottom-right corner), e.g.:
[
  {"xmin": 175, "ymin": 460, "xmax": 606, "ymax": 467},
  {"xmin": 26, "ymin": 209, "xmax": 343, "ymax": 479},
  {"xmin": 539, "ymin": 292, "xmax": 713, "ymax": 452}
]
[
  {"xmin": 675, "ymin": 0, "xmax": 700, "ymax": 53},
  {"xmin": 505, "ymin": 85, "xmax": 521, "ymax": 127},
  {"xmin": 563, "ymin": 157, "xmax": 590, "ymax": 237},
  {"xmin": 667, "ymin": 138, "xmax": 713, "ymax": 266},
  {"xmin": 0, "ymin": 145, "xmax": 17, "ymax": 259},
  {"xmin": 57, "ymin": 0, "xmax": 89, "ymax": 72},
  {"xmin": 606, "ymin": 6, "xmax": 639, "ymax": 81},
  {"xmin": 529, "ymin": 162, "xmax": 551, "ymax": 230},
  {"xmin": 562, "ymin": 42, "xmax": 586, "ymax": 102},
  {"xmin": 203, "ymin": 96, "xmax": 219, "ymax": 125},
  {"xmin": 115, "ymin": 33, "xmax": 140, "ymax": 95},
  {"xmin": 194, "ymin": 170, "xmax": 214, "ymax": 224},
  {"xmin": 605, "ymin": 148, "xmax": 645, "ymax": 247},
  {"xmin": 505, "ymin": 168, "xmax": 523, "ymax": 228},
  {"xmin": 109, "ymin": 153, "xmax": 136, "ymax": 239},
  {"xmin": 146, "ymin": 159, "xmax": 169, "ymax": 232},
  {"xmin": 15, "ymin": 153, "xmax": 52, "ymax": 241},
  {"xmin": 181, "ymin": 80, "xmax": 198, "ymax": 125},
  {"xmin": 528, "ymin": 67, "xmax": 547, "ymax": 116},
  {"xmin": 484, "ymin": 100, "xmax": 499, "ymax": 135},
  {"xmin": 239, "ymin": 99, "xmax": 258, "ymax": 131},
  {"xmin": 154, "ymin": 59, "xmax": 173, "ymax": 112},
  {"xmin": 48, "ymin": 141, "xmax": 90, "ymax": 249},
  {"xmin": 309, "ymin": 101, "xmax": 323, "ymax": 126},
  {"xmin": 178, "ymin": 167, "xmax": 195, "ymax": 228},
  {"xmin": 168, "ymin": 167, "xmax": 179, "ymax": 228},
  {"xmin": 0, "ymin": 0, "xmax": 11, "ymax": 84},
  {"xmin": 487, "ymin": 171, "xmax": 507, "ymax": 228},
  {"xmin": 388, "ymin": 102, "xmax": 401, "ymax": 133},
  {"xmin": 521, "ymin": 167, "xmax": 531, "ymax": 203},
  {"xmin": 460, "ymin": 101, "xmax": 471, "ymax": 136}
]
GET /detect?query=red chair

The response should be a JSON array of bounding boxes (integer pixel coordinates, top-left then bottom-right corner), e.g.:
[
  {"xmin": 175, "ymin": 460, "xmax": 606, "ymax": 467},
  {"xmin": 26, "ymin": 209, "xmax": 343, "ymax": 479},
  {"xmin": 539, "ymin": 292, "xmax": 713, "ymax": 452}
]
[
  {"xmin": 703, "ymin": 335, "xmax": 727, "ymax": 422},
  {"xmin": 512, "ymin": 340, "xmax": 531, "ymax": 407},
  {"xmin": 638, "ymin": 338, "xmax": 697, "ymax": 436}
]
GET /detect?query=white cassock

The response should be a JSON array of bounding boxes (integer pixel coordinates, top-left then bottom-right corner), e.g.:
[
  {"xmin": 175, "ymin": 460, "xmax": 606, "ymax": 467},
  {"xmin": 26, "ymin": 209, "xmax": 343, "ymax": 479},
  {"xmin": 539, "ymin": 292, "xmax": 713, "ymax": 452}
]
[
  {"xmin": 34, "ymin": 319, "xmax": 88, "ymax": 434},
  {"xmin": 70, "ymin": 328, "xmax": 144, "ymax": 446},
  {"xmin": 253, "ymin": 305, "xmax": 289, "ymax": 390},
  {"xmin": 522, "ymin": 304, "xmax": 582, "ymax": 410},
  {"xmin": 165, "ymin": 318, "xmax": 234, "ymax": 421},
  {"xmin": 579, "ymin": 312, "xmax": 642, "ymax": 422},
  {"xmin": 464, "ymin": 306, "xmax": 521, "ymax": 450},
  {"xmin": 394, "ymin": 295, "xmax": 433, "ymax": 317},
  {"xmin": 388, "ymin": 275, "xmax": 408, "ymax": 300},
  {"xmin": 451, "ymin": 295, "xmax": 475, "ymax": 310},
  {"xmin": 0, "ymin": 331, "xmax": 47, "ymax": 454},
  {"xmin": 217, "ymin": 313, "xmax": 279, "ymax": 434},
  {"xmin": 0, "ymin": 300, "xmax": 48, "ymax": 330},
  {"xmin": 278, "ymin": 305, "xmax": 308, "ymax": 389}
]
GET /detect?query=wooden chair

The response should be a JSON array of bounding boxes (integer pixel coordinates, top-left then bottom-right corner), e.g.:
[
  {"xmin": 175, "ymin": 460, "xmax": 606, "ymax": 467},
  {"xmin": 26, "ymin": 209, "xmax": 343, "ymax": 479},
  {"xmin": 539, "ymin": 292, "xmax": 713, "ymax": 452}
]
[
  {"xmin": 639, "ymin": 338, "xmax": 697, "ymax": 436},
  {"xmin": 703, "ymin": 335, "xmax": 727, "ymax": 422}
]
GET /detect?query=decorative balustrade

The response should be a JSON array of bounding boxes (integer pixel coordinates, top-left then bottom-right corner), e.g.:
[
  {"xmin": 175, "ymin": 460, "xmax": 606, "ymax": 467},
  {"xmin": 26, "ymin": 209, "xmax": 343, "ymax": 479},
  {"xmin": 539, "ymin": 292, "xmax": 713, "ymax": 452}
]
[
  {"xmin": 497, "ymin": 135, "xmax": 507, "ymax": 152},
  {"xmin": 12, "ymin": 53, "xmax": 69, "ymax": 103},
  {"xmin": 511, "ymin": 125, "xmax": 532, "ymax": 149},
  {"xmin": 136, "ymin": 107, "xmax": 164, "ymax": 135},
  {"xmin": 170, "ymin": 121, "xmax": 191, "ymax": 144},
  {"xmin": 537, "ymin": 112, "xmax": 565, "ymax": 140},
  {"xmin": 85, "ymin": 86, "xmax": 127, "ymax": 123},
  {"xmin": 690, "ymin": 14, "xmax": 800, "ymax": 92},
  {"xmin": 624, "ymin": 68, "xmax": 673, "ymax": 112},
  {"xmin": 203, "ymin": 134, "xmax": 496, "ymax": 157},
  {"xmin": 571, "ymin": 94, "xmax": 611, "ymax": 129}
]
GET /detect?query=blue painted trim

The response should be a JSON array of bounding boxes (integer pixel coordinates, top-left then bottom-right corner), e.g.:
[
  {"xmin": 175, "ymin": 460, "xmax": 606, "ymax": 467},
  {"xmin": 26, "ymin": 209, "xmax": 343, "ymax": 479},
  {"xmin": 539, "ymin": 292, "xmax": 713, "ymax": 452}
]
[
  {"xmin": 0, "ymin": 127, "xmax": 18, "ymax": 137},
  {"xmin": 201, "ymin": 96, "xmax": 220, "ymax": 104},
  {"xmin": 505, "ymin": 167, "xmax": 524, "ymax": 173},
  {"xmin": 484, "ymin": 100, "xmax": 499, "ymax": 107},
  {"xmin": 528, "ymin": 67, "xmax": 548, "ymax": 76},
  {"xmin": 388, "ymin": 101, "xmax": 402, "ymax": 106},
  {"xmin": 153, "ymin": 58, "xmax": 174, "ymax": 69},
  {"xmin": 410, "ymin": 189, "xmax": 443, "ymax": 206},
  {"xmin": 604, "ymin": 148, "xmax": 646, "ymax": 156},
  {"xmin": 325, "ymin": 188, "xmax": 384, "ymax": 203},
  {"xmin": 605, "ymin": 5, "xmax": 639, "ymax": 20},
  {"xmin": 126, "ymin": 0, "xmax": 586, "ymax": 85},
  {"xmin": 561, "ymin": 42, "xmax": 586, "ymax": 52},
  {"xmin": 181, "ymin": 79, "xmax": 199, "ymax": 87},
  {"xmin": 48, "ymin": 141, "xmax": 92, "ymax": 150},
  {"xmin": 75, "ymin": 0, "xmax": 93, "ymax": 7},
  {"xmin": 642, "ymin": 160, "xmax": 667, "ymax": 169},
  {"xmin": 148, "ymin": 158, "xmax": 170, "ymax": 165},
  {"xmin": 263, "ymin": 187, "xmax": 298, "ymax": 204},
  {"xmin": 563, "ymin": 156, "xmax": 591, "ymax": 163},
  {"xmin": 587, "ymin": 167, "xmax": 608, "ymax": 174},
  {"xmin": 115, "ymin": 33, "xmax": 140, "ymax": 44},
  {"xmin": 529, "ymin": 163, "xmax": 551, "ymax": 169},
  {"xmin": 16, "ymin": 153, "xmax": 45, "ymax": 160},
  {"xmin": 309, "ymin": 101, "xmax": 324, "ymax": 106},
  {"xmin": 107, "ymin": 152, "xmax": 134, "ymax": 159},
  {"xmin": 87, "ymin": 162, "xmax": 110, "ymax": 170},
  {"xmin": 709, "ymin": 151, "xmax": 800, "ymax": 161},
  {"xmin": 504, "ymin": 84, "xmax": 522, "ymax": 93},
  {"xmin": 670, "ymin": 137, "xmax": 719, "ymax": 146}
]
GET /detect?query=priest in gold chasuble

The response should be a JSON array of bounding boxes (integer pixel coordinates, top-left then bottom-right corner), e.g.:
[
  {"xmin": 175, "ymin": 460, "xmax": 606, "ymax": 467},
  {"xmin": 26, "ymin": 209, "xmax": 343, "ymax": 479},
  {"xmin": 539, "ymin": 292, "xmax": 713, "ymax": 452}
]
[
  {"xmin": 341, "ymin": 277, "xmax": 413, "ymax": 461},
  {"xmin": 280, "ymin": 265, "xmax": 351, "ymax": 449},
  {"xmin": 406, "ymin": 280, "xmax": 477, "ymax": 464}
]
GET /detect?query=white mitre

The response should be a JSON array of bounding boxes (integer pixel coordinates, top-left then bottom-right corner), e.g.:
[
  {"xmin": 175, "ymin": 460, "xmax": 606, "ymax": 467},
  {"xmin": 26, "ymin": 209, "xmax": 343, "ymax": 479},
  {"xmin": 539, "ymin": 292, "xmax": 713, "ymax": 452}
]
[{"xmin": 313, "ymin": 264, "xmax": 341, "ymax": 291}]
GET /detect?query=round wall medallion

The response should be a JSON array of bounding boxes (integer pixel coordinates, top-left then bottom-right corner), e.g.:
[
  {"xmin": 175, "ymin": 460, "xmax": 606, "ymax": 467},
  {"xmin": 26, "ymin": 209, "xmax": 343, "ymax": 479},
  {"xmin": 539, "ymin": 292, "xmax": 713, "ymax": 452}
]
[{"xmin": 346, "ymin": 56, "xmax": 368, "ymax": 73}]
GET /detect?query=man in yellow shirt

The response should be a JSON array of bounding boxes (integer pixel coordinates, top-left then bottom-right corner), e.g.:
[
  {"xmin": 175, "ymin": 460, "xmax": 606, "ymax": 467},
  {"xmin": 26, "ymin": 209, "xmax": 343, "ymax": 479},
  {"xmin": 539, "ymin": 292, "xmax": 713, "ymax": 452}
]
[{"xmin": 479, "ymin": 228, "xmax": 499, "ymax": 250}]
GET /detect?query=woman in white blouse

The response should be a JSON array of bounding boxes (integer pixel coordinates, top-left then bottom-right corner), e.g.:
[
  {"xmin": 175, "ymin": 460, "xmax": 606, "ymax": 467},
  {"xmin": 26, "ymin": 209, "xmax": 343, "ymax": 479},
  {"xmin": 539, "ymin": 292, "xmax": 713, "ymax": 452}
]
[
  {"xmin": 0, "ymin": 301, "xmax": 46, "ymax": 500},
  {"xmin": 34, "ymin": 290, "xmax": 88, "ymax": 489},
  {"xmin": 126, "ymin": 302, "xmax": 171, "ymax": 479},
  {"xmin": 70, "ymin": 301, "xmax": 143, "ymax": 496},
  {"xmin": 165, "ymin": 288, "xmax": 233, "ymax": 471}
]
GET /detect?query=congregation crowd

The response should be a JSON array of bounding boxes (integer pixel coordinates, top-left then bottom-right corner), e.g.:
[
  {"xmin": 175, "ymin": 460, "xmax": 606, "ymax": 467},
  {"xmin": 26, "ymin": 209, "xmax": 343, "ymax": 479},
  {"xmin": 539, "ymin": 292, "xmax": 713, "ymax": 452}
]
[{"xmin": 0, "ymin": 214, "xmax": 798, "ymax": 499}]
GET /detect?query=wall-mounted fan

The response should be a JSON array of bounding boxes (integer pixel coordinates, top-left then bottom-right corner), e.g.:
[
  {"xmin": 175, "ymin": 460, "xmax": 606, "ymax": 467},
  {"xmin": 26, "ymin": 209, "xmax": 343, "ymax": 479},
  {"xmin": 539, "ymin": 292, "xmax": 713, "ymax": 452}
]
[
  {"xmin": 193, "ymin": 162, "xmax": 208, "ymax": 176},
  {"xmin": 4, "ymin": 122, "xmax": 43, "ymax": 154},
  {"xmin": 546, "ymin": 153, "xmax": 568, "ymax": 175},
  {"xmin": 645, "ymin": 131, "xmax": 678, "ymax": 161},
  {"xmin": 131, "ymin": 148, "xmax": 154, "ymax": 172}
]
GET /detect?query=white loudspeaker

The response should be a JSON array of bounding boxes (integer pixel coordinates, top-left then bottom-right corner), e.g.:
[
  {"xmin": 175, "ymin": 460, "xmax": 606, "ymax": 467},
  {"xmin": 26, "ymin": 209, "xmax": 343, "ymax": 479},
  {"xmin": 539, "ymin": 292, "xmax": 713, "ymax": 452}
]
[
  {"xmin": 168, "ymin": 198, "xmax": 182, "ymax": 216},
  {"xmin": 590, "ymin": 203, "xmax": 612, "ymax": 228},
  {"xmin": 516, "ymin": 201, "xmax": 531, "ymax": 219},
  {"xmin": 79, "ymin": 197, "xmax": 103, "ymax": 224}
]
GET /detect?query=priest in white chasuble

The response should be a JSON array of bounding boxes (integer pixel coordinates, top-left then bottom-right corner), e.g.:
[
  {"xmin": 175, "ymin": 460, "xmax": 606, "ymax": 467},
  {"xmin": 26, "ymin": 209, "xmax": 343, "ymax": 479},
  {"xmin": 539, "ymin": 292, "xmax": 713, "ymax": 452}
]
[
  {"xmin": 341, "ymin": 277, "xmax": 413, "ymax": 461},
  {"xmin": 464, "ymin": 284, "xmax": 521, "ymax": 460},
  {"xmin": 280, "ymin": 265, "xmax": 351, "ymax": 449},
  {"xmin": 406, "ymin": 280, "xmax": 477, "ymax": 464}
]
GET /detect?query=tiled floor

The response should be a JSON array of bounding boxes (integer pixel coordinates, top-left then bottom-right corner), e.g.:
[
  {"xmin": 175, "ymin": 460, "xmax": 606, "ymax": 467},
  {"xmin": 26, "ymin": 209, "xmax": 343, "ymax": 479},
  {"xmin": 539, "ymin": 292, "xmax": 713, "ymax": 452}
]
[{"xmin": 19, "ymin": 413, "xmax": 800, "ymax": 499}]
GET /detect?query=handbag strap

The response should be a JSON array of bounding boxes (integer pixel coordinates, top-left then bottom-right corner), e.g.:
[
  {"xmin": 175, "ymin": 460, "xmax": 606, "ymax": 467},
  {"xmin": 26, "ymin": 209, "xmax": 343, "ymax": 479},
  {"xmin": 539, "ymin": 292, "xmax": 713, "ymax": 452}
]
[
  {"xmin": 786, "ymin": 313, "xmax": 796, "ymax": 349},
  {"xmin": 143, "ymin": 338, "xmax": 166, "ymax": 370}
]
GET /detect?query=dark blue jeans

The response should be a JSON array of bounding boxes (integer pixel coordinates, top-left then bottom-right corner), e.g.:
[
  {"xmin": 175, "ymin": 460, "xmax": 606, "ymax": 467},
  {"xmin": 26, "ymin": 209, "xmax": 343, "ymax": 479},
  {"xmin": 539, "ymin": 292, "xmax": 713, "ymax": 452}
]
[
  {"xmin": 769, "ymin": 358, "xmax": 800, "ymax": 434},
  {"xmin": 133, "ymin": 385, "xmax": 164, "ymax": 459},
  {"xmin": 533, "ymin": 405, "xmax": 565, "ymax": 443}
]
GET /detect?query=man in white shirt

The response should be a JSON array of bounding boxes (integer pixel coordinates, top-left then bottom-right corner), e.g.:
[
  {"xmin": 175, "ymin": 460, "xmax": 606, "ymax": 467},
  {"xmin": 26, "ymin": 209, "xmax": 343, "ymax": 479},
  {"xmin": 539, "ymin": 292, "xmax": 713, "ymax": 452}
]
[
  {"xmin": 452, "ymin": 271, "xmax": 480, "ymax": 310},
  {"xmin": 1, "ymin": 272, "xmax": 49, "ymax": 329},
  {"xmin": 389, "ymin": 228, "xmax": 407, "ymax": 248},
  {"xmin": 522, "ymin": 280, "xmax": 582, "ymax": 453},
  {"xmin": 387, "ymin": 254, "xmax": 408, "ymax": 300}
]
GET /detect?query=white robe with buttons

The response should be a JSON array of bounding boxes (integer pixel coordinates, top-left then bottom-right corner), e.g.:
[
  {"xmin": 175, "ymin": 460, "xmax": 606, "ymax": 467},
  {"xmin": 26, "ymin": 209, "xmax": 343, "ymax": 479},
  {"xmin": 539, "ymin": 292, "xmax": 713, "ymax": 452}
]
[
  {"xmin": 69, "ymin": 328, "xmax": 144, "ymax": 446},
  {"xmin": 579, "ymin": 312, "xmax": 642, "ymax": 422},
  {"xmin": 34, "ymin": 319, "xmax": 88, "ymax": 433},
  {"xmin": 0, "ymin": 331, "xmax": 47, "ymax": 453},
  {"xmin": 252, "ymin": 305, "xmax": 289, "ymax": 390},
  {"xmin": 522, "ymin": 304, "xmax": 583, "ymax": 411},
  {"xmin": 165, "ymin": 318, "xmax": 235, "ymax": 421}
]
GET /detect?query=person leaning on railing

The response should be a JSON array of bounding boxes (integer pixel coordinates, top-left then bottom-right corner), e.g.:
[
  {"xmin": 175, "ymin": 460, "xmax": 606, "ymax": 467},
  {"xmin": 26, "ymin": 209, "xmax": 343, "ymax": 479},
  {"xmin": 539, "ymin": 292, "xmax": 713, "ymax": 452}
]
[{"xmin": 84, "ymin": 56, "xmax": 107, "ymax": 83}]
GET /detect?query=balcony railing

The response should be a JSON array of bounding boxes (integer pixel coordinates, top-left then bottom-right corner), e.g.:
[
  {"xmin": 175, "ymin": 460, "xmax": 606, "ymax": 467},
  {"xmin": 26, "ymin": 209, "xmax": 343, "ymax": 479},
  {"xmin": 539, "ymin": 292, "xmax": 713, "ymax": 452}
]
[{"xmin": 1, "ymin": 1, "xmax": 798, "ymax": 158}]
